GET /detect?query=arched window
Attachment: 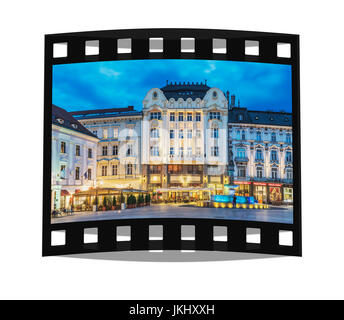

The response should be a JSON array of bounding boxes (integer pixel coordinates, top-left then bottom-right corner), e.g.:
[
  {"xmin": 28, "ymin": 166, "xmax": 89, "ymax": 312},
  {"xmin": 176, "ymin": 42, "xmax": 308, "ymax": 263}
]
[{"xmin": 150, "ymin": 128, "xmax": 159, "ymax": 138}]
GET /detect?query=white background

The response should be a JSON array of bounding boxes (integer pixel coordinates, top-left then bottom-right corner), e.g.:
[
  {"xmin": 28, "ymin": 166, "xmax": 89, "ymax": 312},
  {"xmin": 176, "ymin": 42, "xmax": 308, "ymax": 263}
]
[{"xmin": 1, "ymin": 0, "xmax": 343, "ymax": 300}]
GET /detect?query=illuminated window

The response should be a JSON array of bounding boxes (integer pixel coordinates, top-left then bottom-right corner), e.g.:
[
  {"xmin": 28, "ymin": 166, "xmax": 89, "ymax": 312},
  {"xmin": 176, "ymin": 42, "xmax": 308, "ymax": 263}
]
[
  {"xmin": 60, "ymin": 141, "xmax": 66, "ymax": 153},
  {"xmin": 178, "ymin": 112, "xmax": 184, "ymax": 122},
  {"xmin": 187, "ymin": 113, "xmax": 192, "ymax": 121},
  {"xmin": 113, "ymin": 128, "xmax": 119, "ymax": 138},
  {"xmin": 103, "ymin": 129, "xmax": 108, "ymax": 139},
  {"xmin": 170, "ymin": 112, "xmax": 175, "ymax": 121}
]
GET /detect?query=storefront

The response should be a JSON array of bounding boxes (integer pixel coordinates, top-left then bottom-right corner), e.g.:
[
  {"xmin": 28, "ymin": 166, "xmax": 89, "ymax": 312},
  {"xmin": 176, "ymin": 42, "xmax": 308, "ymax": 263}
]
[
  {"xmin": 283, "ymin": 186, "xmax": 293, "ymax": 204},
  {"xmin": 268, "ymin": 183, "xmax": 282, "ymax": 203},
  {"xmin": 234, "ymin": 181, "xmax": 251, "ymax": 196},
  {"xmin": 156, "ymin": 187, "xmax": 212, "ymax": 203},
  {"xmin": 253, "ymin": 182, "xmax": 267, "ymax": 203}
]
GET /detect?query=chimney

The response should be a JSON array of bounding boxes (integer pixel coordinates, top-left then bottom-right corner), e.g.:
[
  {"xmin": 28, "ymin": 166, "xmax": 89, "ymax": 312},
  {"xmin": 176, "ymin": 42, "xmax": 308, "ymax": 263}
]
[{"xmin": 231, "ymin": 95, "xmax": 236, "ymax": 107}]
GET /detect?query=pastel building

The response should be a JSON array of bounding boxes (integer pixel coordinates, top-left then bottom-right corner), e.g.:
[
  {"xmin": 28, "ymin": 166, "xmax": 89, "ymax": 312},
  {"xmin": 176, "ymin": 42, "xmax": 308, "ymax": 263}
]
[
  {"xmin": 51, "ymin": 105, "xmax": 99, "ymax": 211},
  {"xmin": 228, "ymin": 107, "xmax": 293, "ymax": 204},
  {"xmin": 141, "ymin": 81, "xmax": 229, "ymax": 200},
  {"xmin": 72, "ymin": 107, "xmax": 143, "ymax": 190}
]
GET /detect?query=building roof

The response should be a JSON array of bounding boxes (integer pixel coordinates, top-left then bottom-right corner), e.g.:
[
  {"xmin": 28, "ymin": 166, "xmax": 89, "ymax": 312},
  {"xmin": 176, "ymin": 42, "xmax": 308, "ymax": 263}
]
[
  {"xmin": 228, "ymin": 107, "xmax": 292, "ymax": 126},
  {"xmin": 52, "ymin": 105, "xmax": 98, "ymax": 138},
  {"xmin": 160, "ymin": 81, "xmax": 211, "ymax": 100},
  {"xmin": 71, "ymin": 106, "xmax": 142, "ymax": 120}
]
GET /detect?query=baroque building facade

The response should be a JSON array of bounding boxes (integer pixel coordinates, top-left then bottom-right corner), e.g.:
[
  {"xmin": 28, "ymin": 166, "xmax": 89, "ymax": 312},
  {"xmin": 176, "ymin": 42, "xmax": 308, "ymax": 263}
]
[
  {"xmin": 51, "ymin": 105, "xmax": 99, "ymax": 211},
  {"xmin": 228, "ymin": 107, "xmax": 293, "ymax": 204},
  {"xmin": 141, "ymin": 81, "xmax": 229, "ymax": 200},
  {"xmin": 73, "ymin": 107, "xmax": 143, "ymax": 190}
]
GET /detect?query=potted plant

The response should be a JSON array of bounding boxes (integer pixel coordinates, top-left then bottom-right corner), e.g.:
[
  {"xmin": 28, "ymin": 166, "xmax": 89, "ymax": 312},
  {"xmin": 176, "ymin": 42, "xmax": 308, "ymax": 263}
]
[
  {"xmin": 102, "ymin": 197, "xmax": 107, "ymax": 211},
  {"xmin": 111, "ymin": 195, "xmax": 116, "ymax": 210}
]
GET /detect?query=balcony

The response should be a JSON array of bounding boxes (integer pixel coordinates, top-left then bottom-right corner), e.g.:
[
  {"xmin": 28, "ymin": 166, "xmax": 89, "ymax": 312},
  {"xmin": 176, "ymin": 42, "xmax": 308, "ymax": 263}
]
[
  {"xmin": 254, "ymin": 158, "xmax": 264, "ymax": 163},
  {"xmin": 234, "ymin": 156, "xmax": 249, "ymax": 162}
]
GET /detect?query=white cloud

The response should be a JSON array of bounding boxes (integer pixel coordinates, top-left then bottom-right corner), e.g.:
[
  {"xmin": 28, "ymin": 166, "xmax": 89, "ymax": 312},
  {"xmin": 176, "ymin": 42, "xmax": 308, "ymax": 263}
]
[
  {"xmin": 99, "ymin": 67, "xmax": 121, "ymax": 78},
  {"xmin": 205, "ymin": 62, "xmax": 216, "ymax": 74}
]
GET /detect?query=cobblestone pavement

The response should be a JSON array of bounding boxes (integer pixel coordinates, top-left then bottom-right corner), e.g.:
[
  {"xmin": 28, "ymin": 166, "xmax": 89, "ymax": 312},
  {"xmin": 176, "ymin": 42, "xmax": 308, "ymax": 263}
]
[{"xmin": 51, "ymin": 204, "xmax": 293, "ymax": 224}]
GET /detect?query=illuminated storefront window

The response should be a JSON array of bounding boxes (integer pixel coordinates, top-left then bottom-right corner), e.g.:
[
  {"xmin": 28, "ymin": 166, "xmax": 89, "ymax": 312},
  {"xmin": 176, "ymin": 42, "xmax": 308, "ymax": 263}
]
[{"xmin": 284, "ymin": 187, "xmax": 293, "ymax": 203}]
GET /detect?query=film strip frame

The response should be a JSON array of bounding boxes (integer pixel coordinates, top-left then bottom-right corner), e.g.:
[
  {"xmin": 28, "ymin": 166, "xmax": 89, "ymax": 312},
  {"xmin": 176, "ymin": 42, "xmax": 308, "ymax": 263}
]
[{"xmin": 43, "ymin": 28, "xmax": 301, "ymax": 256}]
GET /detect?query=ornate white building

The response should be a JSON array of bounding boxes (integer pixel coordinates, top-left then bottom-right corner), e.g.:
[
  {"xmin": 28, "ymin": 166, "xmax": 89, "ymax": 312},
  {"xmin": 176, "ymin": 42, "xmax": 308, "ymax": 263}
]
[
  {"xmin": 141, "ymin": 81, "xmax": 228, "ymax": 199},
  {"xmin": 51, "ymin": 105, "xmax": 99, "ymax": 211},
  {"xmin": 73, "ymin": 107, "xmax": 143, "ymax": 190},
  {"xmin": 228, "ymin": 107, "xmax": 293, "ymax": 204}
]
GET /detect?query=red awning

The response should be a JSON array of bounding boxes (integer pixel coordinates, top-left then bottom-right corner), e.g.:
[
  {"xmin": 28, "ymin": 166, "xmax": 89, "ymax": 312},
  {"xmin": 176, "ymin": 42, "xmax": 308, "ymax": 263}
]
[{"xmin": 61, "ymin": 190, "xmax": 70, "ymax": 196}]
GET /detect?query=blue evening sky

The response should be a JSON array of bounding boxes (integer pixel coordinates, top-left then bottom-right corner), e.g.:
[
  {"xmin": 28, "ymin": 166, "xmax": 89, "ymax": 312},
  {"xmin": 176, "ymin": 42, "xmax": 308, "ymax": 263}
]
[{"xmin": 52, "ymin": 59, "xmax": 292, "ymax": 113}]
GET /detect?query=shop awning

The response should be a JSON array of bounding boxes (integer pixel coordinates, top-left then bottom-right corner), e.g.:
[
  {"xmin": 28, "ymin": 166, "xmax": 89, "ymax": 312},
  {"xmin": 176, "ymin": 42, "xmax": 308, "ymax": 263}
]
[
  {"xmin": 156, "ymin": 187, "xmax": 213, "ymax": 192},
  {"xmin": 61, "ymin": 190, "xmax": 70, "ymax": 196},
  {"xmin": 73, "ymin": 187, "xmax": 148, "ymax": 197}
]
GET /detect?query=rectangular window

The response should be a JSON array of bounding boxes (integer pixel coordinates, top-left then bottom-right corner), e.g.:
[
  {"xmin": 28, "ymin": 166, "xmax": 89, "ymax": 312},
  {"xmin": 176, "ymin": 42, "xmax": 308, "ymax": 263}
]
[
  {"xmin": 113, "ymin": 128, "xmax": 119, "ymax": 138},
  {"xmin": 170, "ymin": 147, "xmax": 174, "ymax": 156},
  {"xmin": 75, "ymin": 167, "xmax": 80, "ymax": 180},
  {"xmin": 211, "ymin": 128, "xmax": 219, "ymax": 138},
  {"xmin": 256, "ymin": 149, "xmax": 263, "ymax": 160},
  {"xmin": 238, "ymin": 166, "xmax": 246, "ymax": 178},
  {"xmin": 271, "ymin": 132, "xmax": 276, "ymax": 142},
  {"xmin": 170, "ymin": 129, "xmax": 175, "ymax": 139},
  {"xmin": 150, "ymin": 112, "xmax": 161, "ymax": 120},
  {"xmin": 88, "ymin": 148, "xmax": 92, "ymax": 158},
  {"xmin": 256, "ymin": 131, "xmax": 262, "ymax": 141},
  {"xmin": 179, "ymin": 129, "xmax": 184, "ymax": 139},
  {"xmin": 237, "ymin": 148, "xmax": 246, "ymax": 158},
  {"xmin": 87, "ymin": 168, "xmax": 92, "ymax": 180},
  {"xmin": 187, "ymin": 147, "xmax": 192, "ymax": 157},
  {"xmin": 60, "ymin": 165, "xmax": 66, "ymax": 179},
  {"xmin": 112, "ymin": 164, "xmax": 118, "ymax": 175},
  {"xmin": 187, "ymin": 129, "xmax": 192, "ymax": 139},
  {"xmin": 150, "ymin": 146, "xmax": 159, "ymax": 156},
  {"xmin": 286, "ymin": 151, "xmax": 292, "ymax": 162},
  {"xmin": 149, "ymin": 165, "xmax": 161, "ymax": 174},
  {"xmin": 286, "ymin": 169, "xmax": 293, "ymax": 180},
  {"xmin": 92, "ymin": 130, "xmax": 98, "ymax": 136},
  {"xmin": 113, "ymin": 145, "xmax": 118, "ymax": 156},
  {"xmin": 187, "ymin": 113, "xmax": 192, "ymax": 121},
  {"xmin": 286, "ymin": 133, "xmax": 292, "ymax": 144},
  {"xmin": 102, "ymin": 146, "xmax": 108, "ymax": 156},
  {"xmin": 211, "ymin": 146, "xmax": 219, "ymax": 157},
  {"xmin": 209, "ymin": 112, "xmax": 221, "ymax": 120},
  {"xmin": 196, "ymin": 130, "xmax": 201, "ymax": 138},
  {"xmin": 170, "ymin": 112, "xmax": 175, "ymax": 122},
  {"xmin": 126, "ymin": 163, "xmax": 133, "ymax": 175},
  {"xmin": 75, "ymin": 145, "xmax": 80, "ymax": 156},
  {"xmin": 60, "ymin": 141, "xmax": 66, "ymax": 153},
  {"xmin": 271, "ymin": 168, "xmax": 278, "ymax": 179},
  {"xmin": 271, "ymin": 150, "xmax": 278, "ymax": 161},
  {"xmin": 101, "ymin": 165, "xmax": 107, "ymax": 176},
  {"xmin": 196, "ymin": 113, "xmax": 201, "ymax": 122},
  {"xmin": 178, "ymin": 112, "xmax": 184, "ymax": 122},
  {"xmin": 180, "ymin": 147, "xmax": 184, "ymax": 157},
  {"xmin": 256, "ymin": 167, "xmax": 263, "ymax": 178},
  {"xmin": 103, "ymin": 129, "xmax": 108, "ymax": 139}
]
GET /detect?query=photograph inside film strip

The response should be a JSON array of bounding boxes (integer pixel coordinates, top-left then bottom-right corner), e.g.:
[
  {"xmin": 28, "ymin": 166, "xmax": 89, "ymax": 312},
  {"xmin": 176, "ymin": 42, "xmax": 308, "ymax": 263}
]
[{"xmin": 44, "ymin": 29, "xmax": 301, "ymax": 256}]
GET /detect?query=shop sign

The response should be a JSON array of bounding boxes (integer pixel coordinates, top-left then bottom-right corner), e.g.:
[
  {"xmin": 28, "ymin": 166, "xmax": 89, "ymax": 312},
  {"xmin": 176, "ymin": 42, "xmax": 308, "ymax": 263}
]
[
  {"xmin": 268, "ymin": 183, "xmax": 282, "ymax": 187},
  {"xmin": 234, "ymin": 181, "xmax": 251, "ymax": 185},
  {"xmin": 253, "ymin": 182, "xmax": 267, "ymax": 186}
]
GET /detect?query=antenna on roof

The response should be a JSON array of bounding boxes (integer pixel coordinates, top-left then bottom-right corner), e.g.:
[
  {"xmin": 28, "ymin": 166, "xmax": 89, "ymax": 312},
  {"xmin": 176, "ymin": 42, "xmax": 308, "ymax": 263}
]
[
  {"xmin": 205, "ymin": 79, "xmax": 207, "ymax": 85},
  {"xmin": 238, "ymin": 99, "xmax": 241, "ymax": 107}
]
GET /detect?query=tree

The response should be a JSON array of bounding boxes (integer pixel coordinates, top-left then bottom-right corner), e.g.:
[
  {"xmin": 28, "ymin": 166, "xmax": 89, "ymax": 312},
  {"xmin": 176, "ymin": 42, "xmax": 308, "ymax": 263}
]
[
  {"xmin": 112, "ymin": 195, "xmax": 117, "ymax": 207},
  {"xmin": 103, "ymin": 196, "xmax": 107, "ymax": 208}
]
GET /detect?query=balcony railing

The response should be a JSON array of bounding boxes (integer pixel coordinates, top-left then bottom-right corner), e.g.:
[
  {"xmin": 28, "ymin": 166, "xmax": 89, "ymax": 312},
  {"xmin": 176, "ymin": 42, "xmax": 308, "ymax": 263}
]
[{"xmin": 234, "ymin": 156, "xmax": 249, "ymax": 162}]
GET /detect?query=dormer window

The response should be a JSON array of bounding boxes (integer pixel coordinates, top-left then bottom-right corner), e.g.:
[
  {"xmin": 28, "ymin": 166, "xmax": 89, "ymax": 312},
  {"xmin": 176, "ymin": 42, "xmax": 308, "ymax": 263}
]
[
  {"xmin": 152, "ymin": 91, "xmax": 158, "ymax": 99},
  {"xmin": 56, "ymin": 118, "xmax": 64, "ymax": 124},
  {"xmin": 238, "ymin": 114, "xmax": 243, "ymax": 121},
  {"xmin": 212, "ymin": 91, "xmax": 217, "ymax": 98},
  {"xmin": 71, "ymin": 123, "xmax": 78, "ymax": 129}
]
